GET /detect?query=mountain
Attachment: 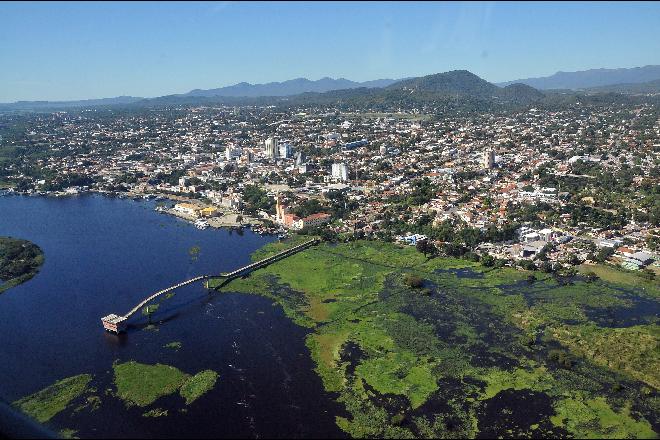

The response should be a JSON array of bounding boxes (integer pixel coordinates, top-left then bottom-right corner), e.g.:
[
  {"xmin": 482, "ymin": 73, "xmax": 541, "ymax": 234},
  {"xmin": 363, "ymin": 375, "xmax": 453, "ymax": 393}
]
[
  {"xmin": 388, "ymin": 70, "xmax": 500, "ymax": 97},
  {"xmin": 0, "ymin": 96, "xmax": 143, "ymax": 112},
  {"xmin": 583, "ymin": 78, "xmax": 660, "ymax": 94},
  {"xmin": 499, "ymin": 65, "xmax": 660, "ymax": 90},
  {"xmin": 182, "ymin": 77, "xmax": 400, "ymax": 98}
]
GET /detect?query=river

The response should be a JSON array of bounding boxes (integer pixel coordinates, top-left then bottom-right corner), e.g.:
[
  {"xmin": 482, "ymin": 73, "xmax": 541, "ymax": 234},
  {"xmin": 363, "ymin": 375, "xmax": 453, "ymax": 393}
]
[{"xmin": 0, "ymin": 194, "xmax": 344, "ymax": 438}]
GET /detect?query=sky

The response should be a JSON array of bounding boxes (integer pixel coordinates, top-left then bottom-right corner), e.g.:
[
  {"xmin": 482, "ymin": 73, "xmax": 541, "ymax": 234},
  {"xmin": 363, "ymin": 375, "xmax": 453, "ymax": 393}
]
[{"xmin": 1, "ymin": 1, "xmax": 660, "ymax": 102}]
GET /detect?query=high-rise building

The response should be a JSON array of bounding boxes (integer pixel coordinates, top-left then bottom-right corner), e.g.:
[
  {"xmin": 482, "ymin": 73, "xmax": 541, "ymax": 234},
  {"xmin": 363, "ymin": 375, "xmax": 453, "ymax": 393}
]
[
  {"xmin": 279, "ymin": 143, "xmax": 293, "ymax": 159},
  {"xmin": 484, "ymin": 150, "xmax": 495, "ymax": 169},
  {"xmin": 265, "ymin": 137, "xmax": 279, "ymax": 159},
  {"xmin": 295, "ymin": 151, "xmax": 305, "ymax": 166},
  {"xmin": 331, "ymin": 163, "xmax": 349, "ymax": 182}
]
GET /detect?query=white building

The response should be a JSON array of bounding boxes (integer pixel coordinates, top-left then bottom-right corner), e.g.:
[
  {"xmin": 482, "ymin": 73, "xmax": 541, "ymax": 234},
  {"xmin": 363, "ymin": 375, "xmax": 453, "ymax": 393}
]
[
  {"xmin": 484, "ymin": 150, "xmax": 495, "ymax": 169},
  {"xmin": 265, "ymin": 137, "xmax": 279, "ymax": 159},
  {"xmin": 279, "ymin": 143, "xmax": 293, "ymax": 159},
  {"xmin": 225, "ymin": 146, "xmax": 242, "ymax": 161},
  {"xmin": 331, "ymin": 163, "xmax": 349, "ymax": 182}
]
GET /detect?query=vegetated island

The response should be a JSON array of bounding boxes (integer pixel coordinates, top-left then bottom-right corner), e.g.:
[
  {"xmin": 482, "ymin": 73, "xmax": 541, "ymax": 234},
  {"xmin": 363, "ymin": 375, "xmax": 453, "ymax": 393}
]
[
  {"xmin": 0, "ymin": 236, "xmax": 44, "ymax": 293},
  {"xmin": 12, "ymin": 361, "xmax": 219, "ymax": 426},
  {"xmin": 211, "ymin": 236, "xmax": 659, "ymax": 439}
]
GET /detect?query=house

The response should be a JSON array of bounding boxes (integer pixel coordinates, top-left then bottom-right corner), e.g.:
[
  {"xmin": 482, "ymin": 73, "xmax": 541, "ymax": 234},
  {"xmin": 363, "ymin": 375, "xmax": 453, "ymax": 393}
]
[{"xmin": 173, "ymin": 203, "xmax": 202, "ymax": 217}]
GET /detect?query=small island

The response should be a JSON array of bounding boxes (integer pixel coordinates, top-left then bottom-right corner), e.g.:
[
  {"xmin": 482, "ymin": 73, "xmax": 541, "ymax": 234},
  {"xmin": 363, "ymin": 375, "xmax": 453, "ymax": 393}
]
[{"xmin": 0, "ymin": 236, "xmax": 44, "ymax": 294}]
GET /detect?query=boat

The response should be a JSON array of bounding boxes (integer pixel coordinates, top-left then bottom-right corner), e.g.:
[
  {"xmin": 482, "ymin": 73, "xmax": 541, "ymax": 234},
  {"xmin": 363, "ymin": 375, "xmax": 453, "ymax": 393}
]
[{"xmin": 194, "ymin": 219, "xmax": 209, "ymax": 229}]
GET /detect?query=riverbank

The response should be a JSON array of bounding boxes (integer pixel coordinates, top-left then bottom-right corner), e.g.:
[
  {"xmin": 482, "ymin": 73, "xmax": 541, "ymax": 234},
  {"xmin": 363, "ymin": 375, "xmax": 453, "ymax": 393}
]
[
  {"xmin": 212, "ymin": 238, "xmax": 659, "ymax": 439},
  {"xmin": 0, "ymin": 236, "xmax": 44, "ymax": 294}
]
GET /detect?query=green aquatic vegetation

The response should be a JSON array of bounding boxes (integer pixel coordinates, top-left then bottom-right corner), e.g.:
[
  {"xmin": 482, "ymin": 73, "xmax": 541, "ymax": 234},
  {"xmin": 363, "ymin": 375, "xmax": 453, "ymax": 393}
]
[
  {"xmin": 143, "ymin": 408, "xmax": 168, "ymax": 418},
  {"xmin": 59, "ymin": 429, "xmax": 78, "ymax": 439},
  {"xmin": 179, "ymin": 370, "xmax": 219, "ymax": 405},
  {"xmin": 551, "ymin": 324, "xmax": 660, "ymax": 389},
  {"xmin": 579, "ymin": 264, "xmax": 660, "ymax": 298},
  {"xmin": 164, "ymin": 341, "xmax": 182, "ymax": 351},
  {"xmin": 0, "ymin": 236, "xmax": 44, "ymax": 294},
  {"xmin": 73, "ymin": 395, "xmax": 101, "ymax": 413},
  {"xmin": 479, "ymin": 365, "xmax": 553, "ymax": 400},
  {"xmin": 551, "ymin": 393, "xmax": 656, "ymax": 439},
  {"xmin": 355, "ymin": 351, "xmax": 438, "ymax": 409},
  {"xmin": 215, "ymin": 239, "xmax": 660, "ymax": 439},
  {"xmin": 113, "ymin": 361, "xmax": 189, "ymax": 407},
  {"xmin": 188, "ymin": 245, "xmax": 201, "ymax": 262},
  {"xmin": 13, "ymin": 374, "xmax": 92, "ymax": 423}
]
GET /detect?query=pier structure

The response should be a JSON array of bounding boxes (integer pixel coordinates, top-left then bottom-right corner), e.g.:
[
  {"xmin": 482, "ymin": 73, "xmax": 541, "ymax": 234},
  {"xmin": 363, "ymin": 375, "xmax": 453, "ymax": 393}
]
[{"xmin": 101, "ymin": 239, "xmax": 318, "ymax": 333}]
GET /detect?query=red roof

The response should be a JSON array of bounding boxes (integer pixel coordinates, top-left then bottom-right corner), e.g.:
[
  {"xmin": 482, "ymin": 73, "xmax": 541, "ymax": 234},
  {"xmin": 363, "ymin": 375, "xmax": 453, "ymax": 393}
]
[{"xmin": 304, "ymin": 212, "xmax": 331, "ymax": 221}]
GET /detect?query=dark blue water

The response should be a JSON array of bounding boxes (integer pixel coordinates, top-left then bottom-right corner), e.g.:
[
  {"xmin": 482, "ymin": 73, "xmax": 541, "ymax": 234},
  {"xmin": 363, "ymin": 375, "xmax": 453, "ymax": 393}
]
[{"xmin": 0, "ymin": 194, "xmax": 344, "ymax": 438}]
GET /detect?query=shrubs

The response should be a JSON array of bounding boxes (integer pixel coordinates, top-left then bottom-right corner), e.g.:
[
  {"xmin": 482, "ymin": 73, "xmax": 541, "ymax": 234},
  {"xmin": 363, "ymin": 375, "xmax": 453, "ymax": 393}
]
[
  {"xmin": 548, "ymin": 349, "xmax": 573, "ymax": 369},
  {"xmin": 403, "ymin": 274, "xmax": 424, "ymax": 289}
]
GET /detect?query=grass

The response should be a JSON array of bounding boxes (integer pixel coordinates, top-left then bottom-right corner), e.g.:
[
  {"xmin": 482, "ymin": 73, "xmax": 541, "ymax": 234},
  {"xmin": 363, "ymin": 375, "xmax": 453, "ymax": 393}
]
[
  {"xmin": 164, "ymin": 341, "xmax": 182, "ymax": 351},
  {"xmin": 179, "ymin": 370, "xmax": 219, "ymax": 405},
  {"xmin": 551, "ymin": 392, "xmax": 656, "ymax": 439},
  {"xmin": 13, "ymin": 374, "xmax": 92, "ymax": 423},
  {"xmin": 113, "ymin": 361, "xmax": 219, "ymax": 408},
  {"xmin": 113, "ymin": 361, "xmax": 189, "ymax": 407},
  {"xmin": 579, "ymin": 263, "xmax": 660, "ymax": 297},
  {"xmin": 213, "ymin": 239, "xmax": 659, "ymax": 439},
  {"xmin": 355, "ymin": 351, "xmax": 438, "ymax": 409}
]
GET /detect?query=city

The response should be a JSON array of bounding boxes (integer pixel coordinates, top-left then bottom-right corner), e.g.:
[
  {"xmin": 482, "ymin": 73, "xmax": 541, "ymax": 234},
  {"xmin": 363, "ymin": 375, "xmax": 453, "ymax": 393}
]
[{"xmin": 0, "ymin": 2, "xmax": 659, "ymax": 439}]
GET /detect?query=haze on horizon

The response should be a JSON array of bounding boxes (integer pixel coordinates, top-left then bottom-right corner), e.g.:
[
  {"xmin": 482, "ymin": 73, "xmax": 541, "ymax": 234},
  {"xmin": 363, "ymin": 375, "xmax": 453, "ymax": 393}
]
[{"xmin": 2, "ymin": 1, "xmax": 660, "ymax": 102}]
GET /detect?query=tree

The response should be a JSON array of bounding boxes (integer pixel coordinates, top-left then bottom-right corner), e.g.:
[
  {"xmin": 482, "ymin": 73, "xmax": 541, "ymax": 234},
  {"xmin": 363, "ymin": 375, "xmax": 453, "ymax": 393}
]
[
  {"xmin": 481, "ymin": 254, "xmax": 495, "ymax": 267},
  {"xmin": 416, "ymin": 239, "xmax": 436, "ymax": 258}
]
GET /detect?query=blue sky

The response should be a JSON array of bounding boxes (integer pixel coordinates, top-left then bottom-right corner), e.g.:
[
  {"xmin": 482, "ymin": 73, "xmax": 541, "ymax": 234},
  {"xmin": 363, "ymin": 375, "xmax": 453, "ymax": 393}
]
[{"xmin": 1, "ymin": 1, "xmax": 660, "ymax": 102}]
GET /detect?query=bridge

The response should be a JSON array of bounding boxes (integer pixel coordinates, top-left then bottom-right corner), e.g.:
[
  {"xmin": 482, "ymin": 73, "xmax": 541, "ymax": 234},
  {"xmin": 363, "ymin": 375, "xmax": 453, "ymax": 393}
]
[{"xmin": 101, "ymin": 239, "xmax": 319, "ymax": 333}]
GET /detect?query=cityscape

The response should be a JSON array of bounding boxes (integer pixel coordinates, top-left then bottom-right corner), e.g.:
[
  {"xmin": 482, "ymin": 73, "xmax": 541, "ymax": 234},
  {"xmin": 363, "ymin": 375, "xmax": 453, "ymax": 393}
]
[{"xmin": 0, "ymin": 2, "xmax": 658, "ymax": 439}]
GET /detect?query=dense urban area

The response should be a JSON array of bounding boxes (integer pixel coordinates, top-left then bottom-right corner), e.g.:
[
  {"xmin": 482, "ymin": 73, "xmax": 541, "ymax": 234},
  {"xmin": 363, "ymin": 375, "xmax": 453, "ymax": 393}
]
[
  {"xmin": 1, "ymin": 69, "xmax": 660, "ymax": 439},
  {"xmin": 1, "ymin": 88, "xmax": 659, "ymax": 277}
]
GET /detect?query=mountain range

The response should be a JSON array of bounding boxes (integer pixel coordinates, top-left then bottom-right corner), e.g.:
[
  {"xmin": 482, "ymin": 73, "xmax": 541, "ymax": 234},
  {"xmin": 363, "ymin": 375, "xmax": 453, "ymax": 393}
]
[
  {"xmin": 181, "ymin": 77, "xmax": 401, "ymax": 98},
  {"xmin": 2, "ymin": 65, "xmax": 659, "ymax": 111},
  {"xmin": 499, "ymin": 65, "xmax": 660, "ymax": 90}
]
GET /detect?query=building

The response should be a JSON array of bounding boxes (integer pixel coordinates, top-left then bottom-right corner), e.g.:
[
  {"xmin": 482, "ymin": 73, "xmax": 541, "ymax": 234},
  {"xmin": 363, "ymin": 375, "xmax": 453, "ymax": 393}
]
[
  {"xmin": 484, "ymin": 149, "xmax": 495, "ymax": 169},
  {"xmin": 331, "ymin": 163, "xmax": 349, "ymax": 182},
  {"xmin": 294, "ymin": 212, "xmax": 331, "ymax": 230},
  {"xmin": 173, "ymin": 203, "xmax": 202, "ymax": 217},
  {"xmin": 225, "ymin": 145, "xmax": 242, "ymax": 161},
  {"xmin": 621, "ymin": 252, "xmax": 653, "ymax": 270},
  {"xmin": 279, "ymin": 143, "xmax": 293, "ymax": 159},
  {"xmin": 265, "ymin": 137, "xmax": 279, "ymax": 159},
  {"xmin": 101, "ymin": 314, "xmax": 127, "ymax": 333}
]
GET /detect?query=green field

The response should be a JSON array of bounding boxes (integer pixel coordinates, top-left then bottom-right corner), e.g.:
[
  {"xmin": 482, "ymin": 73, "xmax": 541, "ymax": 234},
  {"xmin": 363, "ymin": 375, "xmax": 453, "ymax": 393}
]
[{"xmin": 211, "ymin": 238, "xmax": 659, "ymax": 439}]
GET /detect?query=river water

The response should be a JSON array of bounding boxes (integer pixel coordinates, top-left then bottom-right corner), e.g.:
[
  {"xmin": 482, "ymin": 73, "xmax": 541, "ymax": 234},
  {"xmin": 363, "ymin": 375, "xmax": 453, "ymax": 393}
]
[{"xmin": 0, "ymin": 194, "xmax": 344, "ymax": 438}]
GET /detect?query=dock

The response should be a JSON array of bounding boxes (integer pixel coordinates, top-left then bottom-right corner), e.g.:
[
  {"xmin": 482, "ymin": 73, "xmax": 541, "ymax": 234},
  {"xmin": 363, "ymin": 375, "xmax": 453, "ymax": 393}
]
[{"xmin": 101, "ymin": 239, "xmax": 319, "ymax": 333}]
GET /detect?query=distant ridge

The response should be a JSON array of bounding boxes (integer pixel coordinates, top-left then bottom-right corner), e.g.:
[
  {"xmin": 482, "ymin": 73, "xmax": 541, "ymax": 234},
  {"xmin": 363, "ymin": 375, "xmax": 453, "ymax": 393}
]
[
  {"xmin": 0, "ymin": 96, "xmax": 143, "ymax": 111},
  {"xmin": 499, "ymin": 65, "xmax": 660, "ymax": 90},
  {"xmin": 181, "ymin": 77, "xmax": 401, "ymax": 98}
]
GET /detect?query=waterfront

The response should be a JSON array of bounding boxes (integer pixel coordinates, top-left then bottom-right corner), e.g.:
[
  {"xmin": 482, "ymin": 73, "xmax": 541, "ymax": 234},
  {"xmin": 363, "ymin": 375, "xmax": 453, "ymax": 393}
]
[{"xmin": 0, "ymin": 194, "xmax": 344, "ymax": 438}]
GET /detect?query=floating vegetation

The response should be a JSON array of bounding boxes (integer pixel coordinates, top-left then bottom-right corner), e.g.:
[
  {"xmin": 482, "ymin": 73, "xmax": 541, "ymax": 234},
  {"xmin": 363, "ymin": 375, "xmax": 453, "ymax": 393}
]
[
  {"xmin": 113, "ymin": 361, "xmax": 189, "ymax": 407},
  {"xmin": 142, "ymin": 408, "xmax": 168, "ymax": 418},
  {"xmin": 113, "ymin": 361, "xmax": 219, "ymax": 408},
  {"xmin": 189, "ymin": 245, "xmax": 201, "ymax": 261},
  {"xmin": 179, "ymin": 370, "xmax": 219, "ymax": 405},
  {"xmin": 13, "ymin": 374, "xmax": 92, "ymax": 423},
  {"xmin": 214, "ymin": 239, "xmax": 660, "ymax": 438},
  {"xmin": 164, "ymin": 341, "xmax": 182, "ymax": 351},
  {"xmin": 58, "ymin": 428, "xmax": 79, "ymax": 439}
]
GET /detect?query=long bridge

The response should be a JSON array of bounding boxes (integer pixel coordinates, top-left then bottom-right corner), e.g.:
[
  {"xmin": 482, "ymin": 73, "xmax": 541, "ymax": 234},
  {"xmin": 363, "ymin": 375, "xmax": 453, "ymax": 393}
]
[{"xmin": 101, "ymin": 239, "xmax": 319, "ymax": 333}]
